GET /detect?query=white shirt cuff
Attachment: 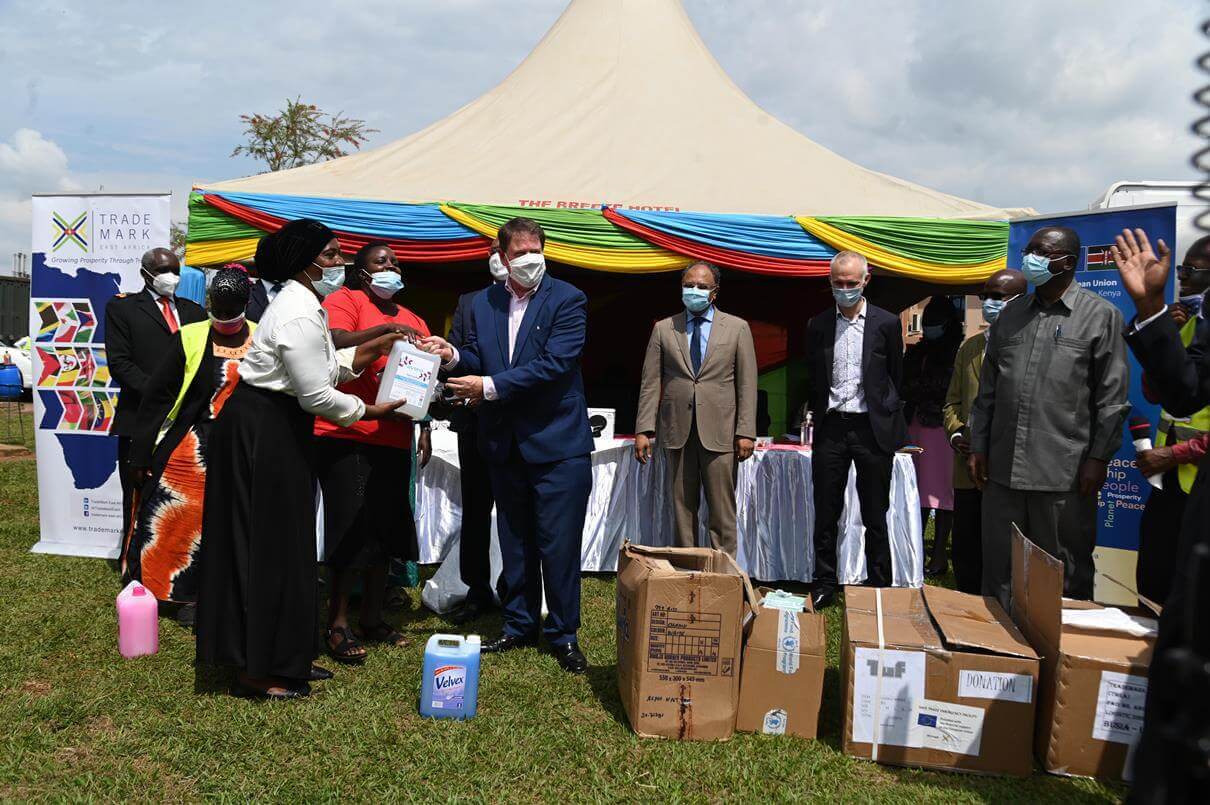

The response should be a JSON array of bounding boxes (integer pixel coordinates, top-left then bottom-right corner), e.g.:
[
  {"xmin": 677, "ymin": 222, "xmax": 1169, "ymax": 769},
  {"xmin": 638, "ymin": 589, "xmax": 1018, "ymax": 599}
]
[
  {"xmin": 949, "ymin": 431, "xmax": 963, "ymax": 446},
  {"xmin": 1132, "ymin": 307, "xmax": 1169, "ymax": 333},
  {"xmin": 442, "ymin": 346, "xmax": 460, "ymax": 372},
  {"xmin": 335, "ymin": 346, "xmax": 362, "ymax": 381},
  {"xmin": 483, "ymin": 376, "xmax": 498, "ymax": 401}
]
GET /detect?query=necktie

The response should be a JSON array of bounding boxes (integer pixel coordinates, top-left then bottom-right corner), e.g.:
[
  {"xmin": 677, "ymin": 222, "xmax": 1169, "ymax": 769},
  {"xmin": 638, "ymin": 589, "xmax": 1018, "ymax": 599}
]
[
  {"xmin": 690, "ymin": 316, "xmax": 703, "ymax": 374},
  {"xmin": 159, "ymin": 297, "xmax": 178, "ymax": 334}
]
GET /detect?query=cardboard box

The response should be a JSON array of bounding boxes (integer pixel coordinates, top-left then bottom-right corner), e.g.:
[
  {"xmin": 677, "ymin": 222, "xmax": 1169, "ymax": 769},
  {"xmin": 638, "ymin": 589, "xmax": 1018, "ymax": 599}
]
[
  {"xmin": 840, "ymin": 585, "xmax": 1040, "ymax": 776},
  {"xmin": 1009, "ymin": 526, "xmax": 1156, "ymax": 780},
  {"xmin": 616, "ymin": 542, "xmax": 756, "ymax": 741},
  {"xmin": 736, "ymin": 589, "xmax": 827, "ymax": 738}
]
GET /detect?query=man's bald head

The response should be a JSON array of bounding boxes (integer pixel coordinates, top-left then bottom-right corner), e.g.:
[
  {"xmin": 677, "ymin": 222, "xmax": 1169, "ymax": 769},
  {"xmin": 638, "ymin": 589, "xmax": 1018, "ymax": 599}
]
[
  {"xmin": 1025, "ymin": 227, "xmax": 1081, "ymax": 265},
  {"xmin": 140, "ymin": 247, "xmax": 179, "ymax": 275},
  {"xmin": 984, "ymin": 268, "xmax": 1026, "ymax": 298}
]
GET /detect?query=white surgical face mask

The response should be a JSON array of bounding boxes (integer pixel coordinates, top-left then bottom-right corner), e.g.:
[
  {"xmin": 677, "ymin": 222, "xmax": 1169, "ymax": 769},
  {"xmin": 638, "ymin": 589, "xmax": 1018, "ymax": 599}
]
[
  {"xmin": 508, "ymin": 252, "xmax": 546, "ymax": 289},
  {"xmin": 310, "ymin": 261, "xmax": 346, "ymax": 298},
  {"xmin": 144, "ymin": 269, "xmax": 180, "ymax": 297},
  {"xmin": 488, "ymin": 253, "xmax": 508, "ymax": 282}
]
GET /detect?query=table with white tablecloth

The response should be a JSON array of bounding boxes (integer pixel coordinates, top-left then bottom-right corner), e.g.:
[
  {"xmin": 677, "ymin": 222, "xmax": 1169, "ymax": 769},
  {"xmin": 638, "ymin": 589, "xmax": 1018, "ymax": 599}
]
[{"xmin": 415, "ymin": 430, "xmax": 922, "ymax": 612}]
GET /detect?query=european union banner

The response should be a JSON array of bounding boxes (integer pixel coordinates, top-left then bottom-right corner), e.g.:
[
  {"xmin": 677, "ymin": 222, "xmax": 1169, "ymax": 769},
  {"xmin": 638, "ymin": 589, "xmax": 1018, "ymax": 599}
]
[{"xmin": 1009, "ymin": 203, "xmax": 1176, "ymax": 605}]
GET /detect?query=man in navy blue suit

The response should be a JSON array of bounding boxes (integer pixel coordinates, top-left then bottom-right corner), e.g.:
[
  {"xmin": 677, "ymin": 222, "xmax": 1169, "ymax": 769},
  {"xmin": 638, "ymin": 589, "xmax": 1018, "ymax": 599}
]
[{"xmin": 423, "ymin": 218, "xmax": 594, "ymax": 674}]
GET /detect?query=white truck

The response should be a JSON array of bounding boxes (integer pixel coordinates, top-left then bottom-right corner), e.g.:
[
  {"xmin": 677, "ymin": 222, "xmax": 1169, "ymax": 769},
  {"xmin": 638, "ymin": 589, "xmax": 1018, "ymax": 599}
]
[{"xmin": 1091, "ymin": 180, "xmax": 1207, "ymax": 265}]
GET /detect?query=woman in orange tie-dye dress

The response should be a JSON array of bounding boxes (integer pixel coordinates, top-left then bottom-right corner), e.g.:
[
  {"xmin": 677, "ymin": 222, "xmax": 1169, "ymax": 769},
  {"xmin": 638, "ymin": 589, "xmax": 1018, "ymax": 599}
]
[{"xmin": 121, "ymin": 267, "xmax": 255, "ymax": 623}]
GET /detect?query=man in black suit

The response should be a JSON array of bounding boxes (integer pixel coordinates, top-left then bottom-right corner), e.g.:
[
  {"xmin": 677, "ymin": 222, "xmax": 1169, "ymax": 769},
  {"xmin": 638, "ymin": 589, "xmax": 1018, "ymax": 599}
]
[
  {"xmin": 1112, "ymin": 228, "xmax": 1210, "ymax": 803},
  {"xmin": 446, "ymin": 238, "xmax": 507, "ymax": 624},
  {"xmin": 245, "ymin": 245, "xmax": 285, "ymax": 322},
  {"xmin": 805, "ymin": 250, "xmax": 907, "ymax": 608},
  {"xmin": 106, "ymin": 247, "xmax": 206, "ymax": 538}
]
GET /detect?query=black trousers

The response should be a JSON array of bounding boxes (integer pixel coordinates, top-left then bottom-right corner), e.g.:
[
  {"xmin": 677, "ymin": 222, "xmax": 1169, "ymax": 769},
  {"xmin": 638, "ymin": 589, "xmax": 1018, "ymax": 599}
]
[
  {"xmin": 811, "ymin": 412, "xmax": 893, "ymax": 590},
  {"xmin": 952, "ymin": 488, "xmax": 983, "ymax": 595},
  {"xmin": 116, "ymin": 435, "xmax": 134, "ymax": 543},
  {"xmin": 457, "ymin": 423, "xmax": 495, "ymax": 606},
  {"xmin": 1136, "ymin": 471, "xmax": 1186, "ymax": 605}
]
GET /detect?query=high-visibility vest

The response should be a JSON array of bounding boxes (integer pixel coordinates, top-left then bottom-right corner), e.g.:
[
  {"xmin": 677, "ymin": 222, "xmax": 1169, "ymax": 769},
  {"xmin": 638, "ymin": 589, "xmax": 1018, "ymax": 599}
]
[
  {"xmin": 1155, "ymin": 316, "xmax": 1210, "ymax": 494},
  {"xmin": 156, "ymin": 320, "xmax": 255, "ymax": 445}
]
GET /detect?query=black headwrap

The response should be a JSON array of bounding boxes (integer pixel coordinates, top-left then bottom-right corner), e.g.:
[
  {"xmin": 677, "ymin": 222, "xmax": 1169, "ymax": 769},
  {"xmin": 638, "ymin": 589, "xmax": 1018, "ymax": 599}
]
[{"xmin": 254, "ymin": 218, "xmax": 336, "ymax": 282}]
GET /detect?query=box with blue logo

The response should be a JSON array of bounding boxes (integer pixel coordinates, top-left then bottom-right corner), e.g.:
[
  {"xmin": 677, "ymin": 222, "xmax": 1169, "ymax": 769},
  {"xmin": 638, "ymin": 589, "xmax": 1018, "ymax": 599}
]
[
  {"xmin": 735, "ymin": 588, "xmax": 827, "ymax": 739},
  {"xmin": 840, "ymin": 585, "xmax": 1040, "ymax": 776}
]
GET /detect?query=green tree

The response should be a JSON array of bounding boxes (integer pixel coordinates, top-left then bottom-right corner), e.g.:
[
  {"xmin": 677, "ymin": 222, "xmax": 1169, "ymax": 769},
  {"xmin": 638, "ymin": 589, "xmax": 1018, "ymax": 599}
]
[
  {"xmin": 169, "ymin": 221, "xmax": 187, "ymax": 258},
  {"xmin": 231, "ymin": 97, "xmax": 378, "ymax": 172}
]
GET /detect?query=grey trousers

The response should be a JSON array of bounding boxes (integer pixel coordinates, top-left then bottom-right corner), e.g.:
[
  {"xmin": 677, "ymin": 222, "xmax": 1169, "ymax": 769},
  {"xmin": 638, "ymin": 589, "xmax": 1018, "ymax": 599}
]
[
  {"xmin": 667, "ymin": 421, "xmax": 738, "ymax": 556},
  {"xmin": 981, "ymin": 480, "xmax": 1097, "ymax": 610}
]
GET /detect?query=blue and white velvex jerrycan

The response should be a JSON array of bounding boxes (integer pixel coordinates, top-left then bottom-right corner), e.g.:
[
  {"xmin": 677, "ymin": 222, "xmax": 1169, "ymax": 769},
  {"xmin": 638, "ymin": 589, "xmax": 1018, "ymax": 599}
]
[{"xmin": 420, "ymin": 634, "xmax": 481, "ymax": 720}]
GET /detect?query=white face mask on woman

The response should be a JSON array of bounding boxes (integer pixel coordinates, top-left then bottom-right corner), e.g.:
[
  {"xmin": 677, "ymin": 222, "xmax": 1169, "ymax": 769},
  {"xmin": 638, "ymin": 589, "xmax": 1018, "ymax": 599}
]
[{"xmin": 309, "ymin": 261, "xmax": 346, "ymax": 298}]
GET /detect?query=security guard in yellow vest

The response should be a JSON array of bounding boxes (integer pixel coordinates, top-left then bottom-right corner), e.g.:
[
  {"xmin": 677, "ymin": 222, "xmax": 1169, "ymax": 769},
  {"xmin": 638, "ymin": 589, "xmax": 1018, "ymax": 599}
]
[{"xmin": 1134, "ymin": 235, "xmax": 1210, "ymax": 604}]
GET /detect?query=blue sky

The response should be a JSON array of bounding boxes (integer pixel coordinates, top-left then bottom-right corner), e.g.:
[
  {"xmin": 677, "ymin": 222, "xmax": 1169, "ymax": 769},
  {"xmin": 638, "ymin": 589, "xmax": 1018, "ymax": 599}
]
[{"xmin": 0, "ymin": 0, "xmax": 1203, "ymax": 269}]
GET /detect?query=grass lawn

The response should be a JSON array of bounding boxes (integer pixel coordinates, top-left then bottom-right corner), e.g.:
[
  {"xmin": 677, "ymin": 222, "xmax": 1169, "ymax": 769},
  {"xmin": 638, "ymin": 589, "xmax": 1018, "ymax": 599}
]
[{"xmin": 0, "ymin": 441, "xmax": 1124, "ymax": 801}]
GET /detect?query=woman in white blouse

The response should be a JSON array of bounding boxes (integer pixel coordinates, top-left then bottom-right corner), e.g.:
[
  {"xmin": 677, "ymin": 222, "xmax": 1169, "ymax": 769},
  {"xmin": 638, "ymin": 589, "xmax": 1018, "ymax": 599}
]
[{"xmin": 196, "ymin": 219, "xmax": 405, "ymax": 700}]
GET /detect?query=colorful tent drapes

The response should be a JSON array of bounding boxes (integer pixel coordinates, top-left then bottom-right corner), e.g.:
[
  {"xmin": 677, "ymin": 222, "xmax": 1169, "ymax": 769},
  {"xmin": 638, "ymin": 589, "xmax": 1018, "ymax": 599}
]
[
  {"xmin": 186, "ymin": 189, "xmax": 1009, "ymax": 284},
  {"xmin": 185, "ymin": 191, "xmax": 487, "ymax": 266},
  {"xmin": 441, "ymin": 203, "xmax": 685, "ymax": 273}
]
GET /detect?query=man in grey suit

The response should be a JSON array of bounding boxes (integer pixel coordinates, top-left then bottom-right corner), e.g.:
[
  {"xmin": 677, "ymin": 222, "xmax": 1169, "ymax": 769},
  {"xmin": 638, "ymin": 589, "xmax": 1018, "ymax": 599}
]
[{"xmin": 634, "ymin": 261, "xmax": 758, "ymax": 556}]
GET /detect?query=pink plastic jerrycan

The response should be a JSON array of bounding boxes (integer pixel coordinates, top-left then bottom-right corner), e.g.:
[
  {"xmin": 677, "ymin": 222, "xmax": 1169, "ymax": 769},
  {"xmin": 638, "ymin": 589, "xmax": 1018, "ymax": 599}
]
[{"xmin": 116, "ymin": 580, "xmax": 159, "ymax": 658}]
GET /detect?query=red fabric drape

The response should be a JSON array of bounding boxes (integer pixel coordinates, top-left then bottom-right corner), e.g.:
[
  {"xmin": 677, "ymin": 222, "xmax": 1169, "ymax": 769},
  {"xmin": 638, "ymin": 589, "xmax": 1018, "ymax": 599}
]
[{"xmin": 202, "ymin": 193, "xmax": 490, "ymax": 262}]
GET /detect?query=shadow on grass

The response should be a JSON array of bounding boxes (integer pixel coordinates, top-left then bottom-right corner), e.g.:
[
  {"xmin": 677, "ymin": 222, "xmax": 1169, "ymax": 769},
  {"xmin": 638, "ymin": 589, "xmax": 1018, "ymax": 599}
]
[{"xmin": 585, "ymin": 662, "xmax": 630, "ymax": 729}]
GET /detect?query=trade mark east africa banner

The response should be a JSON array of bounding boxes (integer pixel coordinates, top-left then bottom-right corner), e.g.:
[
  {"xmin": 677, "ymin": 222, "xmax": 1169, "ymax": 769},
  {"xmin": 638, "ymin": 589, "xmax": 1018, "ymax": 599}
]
[
  {"xmin": 1009, "ymin": 203, "xmax": 1176, "ymax": 606},
  {"xmin": 29, "ymin": 193, "xmax": 171, "ymax": 558}
]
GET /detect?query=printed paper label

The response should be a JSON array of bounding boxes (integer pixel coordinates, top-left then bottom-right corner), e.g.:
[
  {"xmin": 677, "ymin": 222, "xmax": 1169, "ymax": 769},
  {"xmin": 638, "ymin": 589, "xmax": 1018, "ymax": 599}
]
[
  {"xmin": 851, "ymin": 648, "xmax": 926, "ymax": 748},
  {"xmin": 430, "ymin": 664, "xmax": 466, "ymax": 710},
  {"xmin": 1093, "ymin": 671, "xmax": 1148, "ymax": 745},
  {"xmin": 775, "ymin": 610, "xmax": 800, "ymax": 675},
  {"xmin": 762, "ymin": 708, "xmax": 788, "ymax": 735},
  {"xmin": 958, "ymin": 670, "xmax": 1033, "ymax": 704},
  {"xmin": 911, "ymin": 699, "xmax": 985, "ymax": 756},
  {"xmin": 386, "ymin": 351, "xmax": 436, "ymax": 407}
]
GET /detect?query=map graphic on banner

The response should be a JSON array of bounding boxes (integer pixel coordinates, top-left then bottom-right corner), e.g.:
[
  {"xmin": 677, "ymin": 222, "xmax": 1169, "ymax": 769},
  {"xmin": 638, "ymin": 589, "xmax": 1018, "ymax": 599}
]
[
  {"xmin": 1008, "ymin": 203, "xmax": 1177, "ymax": 606},
  {"xmin": 29, "ymin": 193, "xmax": 171, "ymax": 558}
]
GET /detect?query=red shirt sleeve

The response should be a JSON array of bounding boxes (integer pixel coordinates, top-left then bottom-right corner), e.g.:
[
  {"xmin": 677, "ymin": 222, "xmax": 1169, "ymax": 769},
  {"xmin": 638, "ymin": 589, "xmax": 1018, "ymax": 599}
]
[
  {"xmin": 1171, "ymin": 433, "xmax": 1210, "ymax": 464},
  {"xmin": 322, "ymin": 287, "xmax": 363, "ymax": 332}
]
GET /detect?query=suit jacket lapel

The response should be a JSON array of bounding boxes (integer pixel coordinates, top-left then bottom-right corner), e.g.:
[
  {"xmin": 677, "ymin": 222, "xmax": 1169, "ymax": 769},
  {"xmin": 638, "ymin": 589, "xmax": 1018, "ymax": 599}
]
[
  {"xmin": 671, "ymin": 311, "xmax": 692, "ymax": 374},
  {"xmin": 136, "ymin": 291, "xmax": 171, "ymax": 333},
  {"xmin": 860, "ymin": 305, "xmax": 874, "ymax": 376},
  {"xmin": 489, "ymin": 284, "xmax": 509, "ymax": 367},
  {"xmin": 699, "ymin": 311, "xmax": 727, "ymax": 376},
  {"xmin": 511, "ymin": 279, "xmax": 553, "ymax": 366}
]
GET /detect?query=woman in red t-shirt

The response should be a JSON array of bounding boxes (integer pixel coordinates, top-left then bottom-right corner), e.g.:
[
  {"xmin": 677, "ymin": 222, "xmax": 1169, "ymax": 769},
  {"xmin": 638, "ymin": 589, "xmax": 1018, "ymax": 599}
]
[{"xmin": 314, "ymin": 241, "xmax": 432, "ymax": 663}]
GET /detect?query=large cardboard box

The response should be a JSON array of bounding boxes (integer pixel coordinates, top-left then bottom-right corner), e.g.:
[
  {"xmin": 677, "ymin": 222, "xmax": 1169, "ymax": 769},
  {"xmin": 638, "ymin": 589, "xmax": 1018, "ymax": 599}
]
[
  {"xmin": 616, "ymin": 542, "xmax": 756, "ymax": 741},
  {"xmin": 736, "ymin": 589, "xmax": 827, "ymax": 738},
  {"xmin": 840, "ymin": 585, "xmax": 1041, "ymax": 776},
  {"xmin": 1009, "ymin": 527, "xmax": 1156, "ymax": 780}
]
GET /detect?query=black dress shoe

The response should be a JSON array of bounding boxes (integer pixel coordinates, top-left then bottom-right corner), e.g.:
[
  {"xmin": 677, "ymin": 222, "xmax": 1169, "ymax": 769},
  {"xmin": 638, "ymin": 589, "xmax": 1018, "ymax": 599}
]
[
  {"xmin": 550, "ymin": 641, "xmax": 588, "ymax": 674},
  {"xmin": 309, "ymin": 664, "xmax": 333, "ymax": 681},
  {"xmin": 481, "ymin": 633, "xmax": 538, "ymax": 653},
  {"xmin": 811, "ymin": 588, "xmax": 837, "ymax": 610},
  {"xmin": 174, "ymin": 603, "xmax": 197, "ymax": 628},
  {"xmin": 450, "ymin": 599, "xmax": 486, "ymax": 625}
]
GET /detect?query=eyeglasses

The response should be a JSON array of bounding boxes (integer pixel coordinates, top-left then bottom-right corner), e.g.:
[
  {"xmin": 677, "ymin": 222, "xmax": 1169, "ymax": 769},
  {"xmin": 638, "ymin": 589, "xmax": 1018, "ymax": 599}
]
[
  {"xmin": 1022, "ymin": 249, "xmax": 1075, "ymax": 262},
  {"xmin": 979, "ymin": 292, "xmax": 1022, "ymax": 302},
  {"xmin": 1177, "ymin": 264, "xmax": 1210, "ymax": 279}
]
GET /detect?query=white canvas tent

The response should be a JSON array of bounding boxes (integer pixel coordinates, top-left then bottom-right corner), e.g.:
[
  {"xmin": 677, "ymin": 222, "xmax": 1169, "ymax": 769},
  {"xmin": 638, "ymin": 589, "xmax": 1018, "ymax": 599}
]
[{"xmin": 203, "ymin": 0, "xmax": 1027, "ymax": 220}]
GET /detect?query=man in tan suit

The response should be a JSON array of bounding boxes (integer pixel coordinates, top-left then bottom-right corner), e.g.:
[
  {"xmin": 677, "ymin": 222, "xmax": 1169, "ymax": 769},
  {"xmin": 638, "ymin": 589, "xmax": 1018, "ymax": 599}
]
[{"xmin": 635, "ymin": 261, "xmax": 758, "ymax": 555}]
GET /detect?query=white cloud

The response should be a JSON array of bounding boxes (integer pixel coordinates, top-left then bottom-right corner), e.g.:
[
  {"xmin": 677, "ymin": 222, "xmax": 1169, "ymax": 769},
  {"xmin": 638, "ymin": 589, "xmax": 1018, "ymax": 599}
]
[{"xmin": 0, "ymin": 0, "xmax": 1204, "ymax": 265}]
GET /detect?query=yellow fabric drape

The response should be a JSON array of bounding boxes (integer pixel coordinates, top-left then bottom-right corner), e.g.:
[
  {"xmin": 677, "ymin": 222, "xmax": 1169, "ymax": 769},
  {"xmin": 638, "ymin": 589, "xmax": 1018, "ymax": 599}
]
[
  {"xmin": 185, "ymin": 237, "xmax": 258, "ymax": 266},
  {"xmin": 796, "ymin": 217, "xmax": 1005, "ymax": 284},
  {"xmin": 440, "ymin": 204, "xmax": 686, "ymax": 273}
]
